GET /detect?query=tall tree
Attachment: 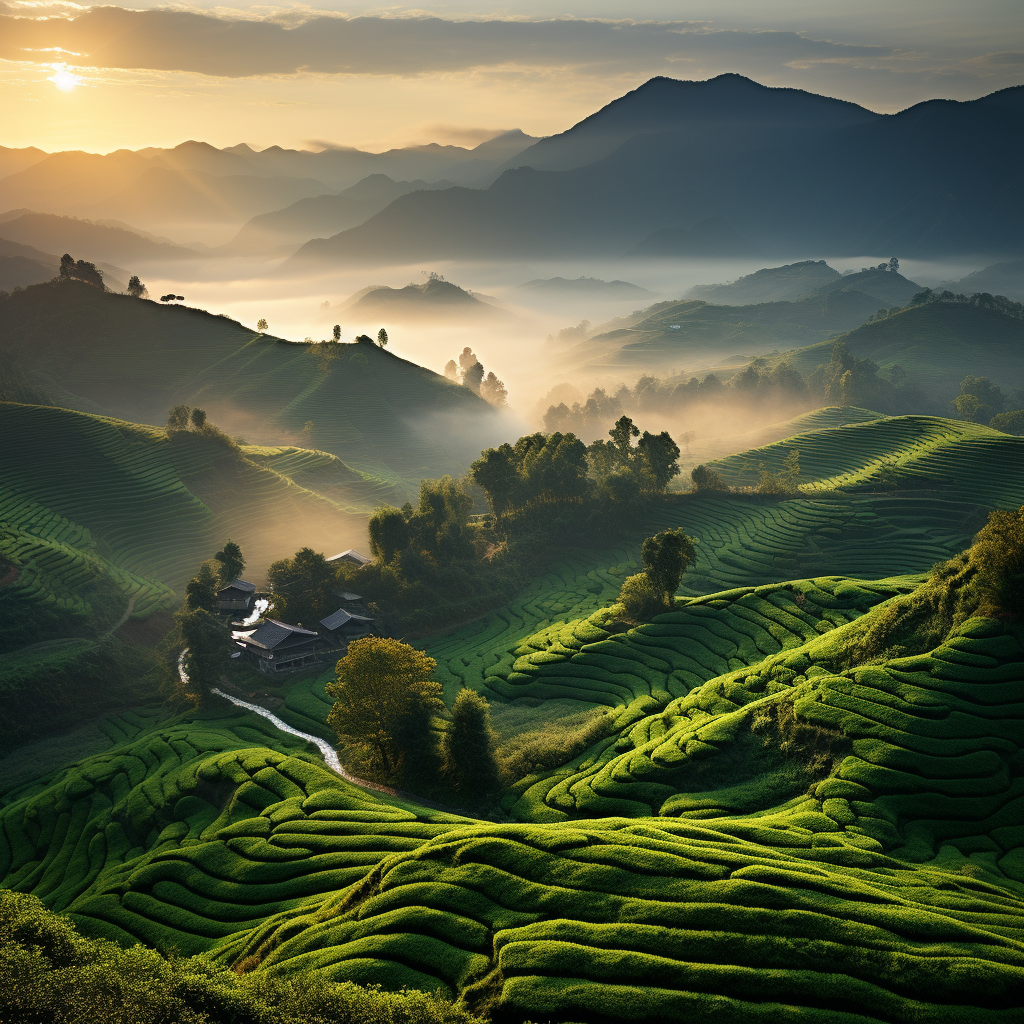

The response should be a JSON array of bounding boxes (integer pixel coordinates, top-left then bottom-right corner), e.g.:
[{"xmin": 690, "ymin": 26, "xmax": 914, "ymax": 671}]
[
  {"xmin": 377, "ymin": 328, "xmax": 388, "ymax": 348},
  {"xmin": 256, "ymin": 318, "xmax": 268, "ymax": 332},
  {"xmin": 641, "ymin": 528, "xmax": 697, "ymax": 608},
  {"xmin": 368, "ymin": 506, "xmax": 410, "ymax": 564},
  {"xmin": 184, "ymin": 562, "xmax": 219, "ymax": 612},
  {"xmin": 176, "ymin": 606, "xmax": 228, "ymax": 704},
  {"xmin": 333, "ymin": 324, "xmax": 341, "ymax": 342},
  {"xmin": 442, "ymin": 688, "xmax": 500, "ymax": 805},
  {"xmin": 481, "ymin": 371, "xmax": 508, "ymax": 407},
  {"xmin": 214, "ymin": 540, "xmax": 245, "ymax": 584},
  {"xmin": 127, "ymin": 275, "xmax": 148, "ymax": 299},
  {"xmin": 326, "ymin": 637, "xmax": 441, "ymax": 780},
  {"xmin": 190, "ymin": 407, "xmax": 207, "ymax": 430}
]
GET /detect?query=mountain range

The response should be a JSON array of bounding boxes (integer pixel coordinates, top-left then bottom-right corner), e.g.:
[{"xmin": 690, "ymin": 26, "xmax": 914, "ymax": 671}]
[{"xmin": 287, "ymin": 74, "xmax": 1023, "ymax": 267}]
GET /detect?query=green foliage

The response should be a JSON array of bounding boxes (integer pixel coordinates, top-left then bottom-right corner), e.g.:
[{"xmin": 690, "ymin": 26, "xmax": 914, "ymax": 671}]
[
  {"xmin": 690, "ymin": 463, "xmax": 727, "ymax": 492},
  {"xmin": 184, "ymin": 561, "xmax": 219, "ymax": 612},
  {"xmin": 641, "ymin": 527, "xmax": 696, "ymax": 605},
  {"xmin": 326, "ymin": 637, "xmax": 441, "ymax": 781},
  {"xmin": 267, "ymin": 548, "xmax": 336, "ymax": 627},
  {"xmin": 617, "ymin": 571, "xmax": 664, "ymax": 622},
  {"xmin": 442, "ymin": 689, "xmax": 500, "ymax": 805},
  {"xmin": 757, "ymin": 448, "xmax": 801, "ymax": 494},
  {"xmin": 368, "ymin": 505, "xmax": 409, "ymax": 564},
  {"xmin": 954, "ymin": 374, "xmax": 1004, "ymax": 422},
  {"xmin": 175, "ymin": 606, "xmax": 229, "ymax": 703},
  {"xmin": 990, "ymin": 409, "xmax": 1024, "ymax": 434},
  {"xmin": 0, "ymin": 891, "xmax": 482, "ymax": 1024},
  {"xmin": 213, "ymin": 540, "xmax": 245, "ymax": 584},
  {"xmin": 973, "ymin": 506, "xmax": 1024, "ymax": 618}
]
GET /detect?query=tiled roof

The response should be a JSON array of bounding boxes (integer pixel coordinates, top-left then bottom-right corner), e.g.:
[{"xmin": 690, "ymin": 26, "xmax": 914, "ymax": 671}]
[
  {"xmin": 340, "ymin": 591, "xmax": 363, "ymax": 601},
  {"xmin": 319, "ymin": 607, "xmax": 375, "ymax": 631},
  {"xmin": 243, "ymin": 619, "xmax": 319, "ymax": 651},
  {"xmin": 218, "ymin": 579, "xmax": 256, "ymax": 595}
]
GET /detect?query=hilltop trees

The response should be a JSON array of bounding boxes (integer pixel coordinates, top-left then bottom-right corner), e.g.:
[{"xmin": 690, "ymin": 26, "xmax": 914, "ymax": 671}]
[
  {"xmin": 257, "ymin": 318, "xmax": 268, "ymax": 332},
  {"xmin": 326, "ymin": 637, "xmax": 442, "ymax": 782},
  {"xmin": 377, "ymin": 328, "xmax": 388, "ymax": 348},
  {"xmin": 126, "ymin": 275, "xmax": 148, "ymax": 299},
  {"xmin": 58, "ymin": 254, "xmax": 103, "ymax": 289},
  {"xmin": 481, "ymin": 371, "xmax": 507, "ymax": 407}
]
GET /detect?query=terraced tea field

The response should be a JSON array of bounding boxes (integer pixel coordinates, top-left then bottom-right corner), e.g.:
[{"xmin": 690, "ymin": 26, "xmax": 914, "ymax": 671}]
[
  {"xmin": 0, "ymin": 401, "xmax": 379, "ymax": 595},
  {"xmin": 4, "ymin": 410, "xmax": 1024, "ymax": 1022},
  {"xmin": 3, "ymin": 569, "xmax": 1023, "ymax": 1022}
]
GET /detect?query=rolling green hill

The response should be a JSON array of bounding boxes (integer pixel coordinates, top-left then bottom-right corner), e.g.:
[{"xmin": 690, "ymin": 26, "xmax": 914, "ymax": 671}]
[
  {"xmin": 788, "ymin": 301, "xmax": 1024, "ymax": 403},
  {"xmin": 0, "ymin": 401, "xmax": 392, "ymax": 597},
  {"xmin": 4, "ymin": 410, "xmax": 1024, "ymax": 1022},
  {"xmin": 0, "ymin": 281, "xmax": 498, "ymax": 491},
  {"xmin": 578, "ymin": 288, "xmax": 894, "ymax": 370}
]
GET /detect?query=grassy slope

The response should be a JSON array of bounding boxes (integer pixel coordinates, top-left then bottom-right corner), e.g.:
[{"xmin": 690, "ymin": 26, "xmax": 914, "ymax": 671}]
[
  {"xmin": 4, "ymin": 412, "xmax": 1024, "ymax": 1021},
  {"xmin": 788, "ymin": 302, "xmax": 1024, "ymax": 402},
  {"xmin": 0, "ymin": 402, "xmax": 394, "ymax": 600},
  {"xmin": 0, "ymin": 281, "xmax": 495, "ymax": 491}
]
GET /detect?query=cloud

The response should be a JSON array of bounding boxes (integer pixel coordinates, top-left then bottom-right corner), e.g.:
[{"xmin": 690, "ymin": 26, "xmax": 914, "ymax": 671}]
[
  {"xmin": 0, "ymin": 9, "xmax": 892, "ymax": 79},
  {"xmin": 410, "ymin": 123, "xmax": 511, "ymax": 146}
]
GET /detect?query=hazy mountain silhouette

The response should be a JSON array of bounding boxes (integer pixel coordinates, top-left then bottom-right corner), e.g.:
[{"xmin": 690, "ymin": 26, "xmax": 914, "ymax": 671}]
[
  {"xmin": 0, "ymin": 212, "xmax": 200, "ymax": 264},
  {"xmin": 286, "ymin": 75, "xmax": 1023, "ymax": 266},
  {"xmin": 221, "ymin": 175, "xmax": 456, "ymax": 254},
  {"xmin": 0, "ymin": 134, "xmax": 536, "ymax": 237},
  {"xmin": 341, "ymin": 276, "xmax": 505, "ymax": 321},
  {"xmin": 941, "ymin": 260, "xmax": 1024, "ymax": 301}
]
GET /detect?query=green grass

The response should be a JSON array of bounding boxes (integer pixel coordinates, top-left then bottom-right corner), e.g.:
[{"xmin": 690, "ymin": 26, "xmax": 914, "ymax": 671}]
[
  {"xmin": 0, "ymin": 401, "xmax": 381, "ymax": 595},
  {"xmin": 0, "ymin": 281, "xmax": 496, "ymax": 493},
  {"xmin": 4, "ymin": 410, "xmax": 1024, "ymax": 1021}
]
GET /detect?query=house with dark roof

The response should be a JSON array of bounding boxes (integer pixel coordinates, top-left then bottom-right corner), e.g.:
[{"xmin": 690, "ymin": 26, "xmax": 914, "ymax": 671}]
[
  {"xmin": 234, "ymin": 619, "xmax": 323, "ymax": 673},
  {"xmin": 319, "ymin": 606, "xmax": 375, "ymax": 643},
  {"xmin": 327, "ymin": 549, "xmax": 371, "ymax": 568},
  {"xmin": 217, "ymin": 578, "xmax": 256, "ymax": 614}
]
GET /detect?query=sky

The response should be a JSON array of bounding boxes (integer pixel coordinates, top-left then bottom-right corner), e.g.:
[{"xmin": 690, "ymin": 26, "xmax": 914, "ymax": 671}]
[{"xmin": 1, "ymin": 1, "xmax": 1022, "ymax": 154}]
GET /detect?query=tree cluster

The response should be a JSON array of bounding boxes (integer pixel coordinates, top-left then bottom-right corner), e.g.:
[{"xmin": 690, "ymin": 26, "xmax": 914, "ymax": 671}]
[
  {"xmin": 326, "ymin": 637, "xmax": 501, "ymax": 805},
  {"xmin": 444, "ymin": 347, "xmax": 507, "ymax": 407},
  {"xmin": 57, "ymin": 254, "xmax": 103, "ymax": 289},
  {"xmin": 167, "ymin": 405, "xmax": 210, "ymax": 432},
  {"xmin": 266, "ymin": 547, "xmax": 337, "ymax": 628},
  {"xmin": 909, "ymin": 289, "xmax": 1024, "ymax": 320},
  {"xmin": 159, "ymin": 294, "xmax": 185, "ymax": 303},
  {"xmin": 618, "ymin": 528, "xmax": 697, "ymax": 622}
]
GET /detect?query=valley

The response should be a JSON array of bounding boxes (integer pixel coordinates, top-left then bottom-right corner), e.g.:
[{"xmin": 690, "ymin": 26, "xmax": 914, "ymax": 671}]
[{"xmin": 2, "ymin": 51, "xmax": 1024, "ymax": 1024}]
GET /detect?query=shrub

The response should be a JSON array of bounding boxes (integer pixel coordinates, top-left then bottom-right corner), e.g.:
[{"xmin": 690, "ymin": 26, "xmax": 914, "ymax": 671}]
[
  {"xmin": 690, "ymin": 463, "xmax": 727, "ymax": 491},
  {"xmin": 618, "ymin": 572, "xmax": 664, "ymax": 622}
]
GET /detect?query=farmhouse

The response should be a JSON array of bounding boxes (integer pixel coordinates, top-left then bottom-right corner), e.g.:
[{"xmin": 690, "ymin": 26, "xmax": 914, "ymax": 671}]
[
  {"xmin": 217, "ymin": 578, "xmax": 256, "ymax": 614},
  {"xmin": 319, "ymin": 606, "xmax": 375, "ymax": 642},
  {"xmin": 327, "ymin": 549, "xmax": 371, "ymax": 568},
  {"xmin": 235, "ymin": 619, "xmax": 322, "ymax": 673}
]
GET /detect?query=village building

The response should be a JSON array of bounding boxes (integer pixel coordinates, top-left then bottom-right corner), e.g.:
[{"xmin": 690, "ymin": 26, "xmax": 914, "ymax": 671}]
[
  {"xmin": 234, "ymin": 619, "xmax": 323, "ymax": 673},
  {"xmin": 216, "ymin": 579, "xmax": 256, "ymax": 614},
  {"xmin": 327, "ymin": 549, "xmax": 371, "ymax": 568},
  {"xmin": 318, "ymin": 606, "xmax": 375, "ymax": 644}
]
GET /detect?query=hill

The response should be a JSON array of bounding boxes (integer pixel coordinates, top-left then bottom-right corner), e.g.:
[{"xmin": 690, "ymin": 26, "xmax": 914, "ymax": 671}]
[
  {"xmin": 220, "ymin": 174, "xmax": 456, "ymax": 254},
  {"xmin": 787, "ymin": 299, "xmax": 1024, "ymax": 402},
  {"xmin": 811, "ymin": 267, "xmax": 922, "ymax": 306},
  {"xmin": 285, "ymin": 76, "xmax": 1024, "ymax": 265},
  {"xmin": 687, "ymin": 259, "xmax": 841, "ymax": 304},
  {"xmin": 942, "ymin": 259, "xmax": 1024, "ymax": 301},
  {"xmin": 0, "ymin": 280, "xmax": 499, "ymax": 490},
  {"xmin": 0, "ymin": 212, "xmax": 200, "ymax": 265},
  {"xmin": 576, "ymin": 288, "xmax": 897, "ymax": 369},
  {"xmin": 340, "ymin": 276, "xmax": 504, "ymax": 321},
  {"xmin": 4, "ymin": 410, "xmax": 1024, "ymax": 1019}
]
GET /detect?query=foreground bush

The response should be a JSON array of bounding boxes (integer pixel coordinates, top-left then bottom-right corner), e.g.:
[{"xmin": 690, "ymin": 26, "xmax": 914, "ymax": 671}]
[{"xmin": 0, "ymin": 890, "xmax": 484, "ymax": 1024}]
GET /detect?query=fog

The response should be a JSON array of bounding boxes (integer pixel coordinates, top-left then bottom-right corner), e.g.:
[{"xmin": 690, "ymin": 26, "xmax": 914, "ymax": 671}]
[{"xmin": 137, "ymin": 251, "xmax": 992, "ymax": 451}]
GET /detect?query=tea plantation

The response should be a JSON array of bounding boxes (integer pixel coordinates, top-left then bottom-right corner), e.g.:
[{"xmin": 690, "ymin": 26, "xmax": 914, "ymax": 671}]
[{"xmin": 3, "ymin": 412, "xmax": 1024, "ymax": 1022}]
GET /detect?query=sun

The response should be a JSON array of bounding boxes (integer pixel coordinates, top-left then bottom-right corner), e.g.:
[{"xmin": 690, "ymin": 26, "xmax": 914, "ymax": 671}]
[{"xmin": 48, "ymin": 64, "xmax": 80, "ymax": 92}]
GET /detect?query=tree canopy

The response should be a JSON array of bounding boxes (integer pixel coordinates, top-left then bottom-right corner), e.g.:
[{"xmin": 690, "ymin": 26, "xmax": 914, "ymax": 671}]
[
  {"xmin": 267, "ymin": 547, "xmax": 336, "ymax": 627},
  {"xmin": 214, "ymin": 540, "xmax": 245, "ymax": 584},
  {"xmin": 326, "ymin": 637, "xmax": 441, "ymax": 779}
]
